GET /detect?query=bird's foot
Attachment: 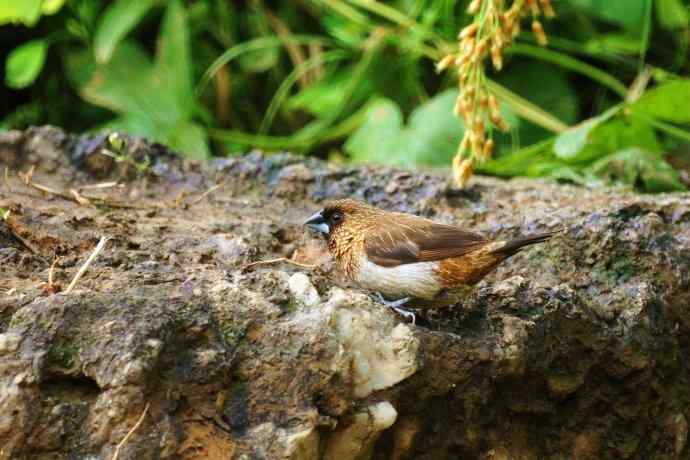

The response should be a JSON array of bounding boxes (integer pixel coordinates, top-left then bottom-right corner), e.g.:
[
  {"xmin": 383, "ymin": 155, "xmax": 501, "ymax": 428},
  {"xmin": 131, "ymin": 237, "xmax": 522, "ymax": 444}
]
[
  {"xmin": 391, "ymin": 305, "xmax": 416, "ymax": 325},
  {"xmin": 371, "ymin": 293, "xmax": 415, "ymax": 325}
]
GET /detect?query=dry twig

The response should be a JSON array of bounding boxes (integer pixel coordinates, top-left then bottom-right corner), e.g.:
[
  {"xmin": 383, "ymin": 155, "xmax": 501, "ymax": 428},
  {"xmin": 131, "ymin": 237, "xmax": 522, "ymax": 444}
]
[
  {"xmin": 44, "ymin": 257, "xmax": 62, "ymax": 294},
  {"xmin": 18, "ymin": 165, "xmax": 35, "ymax": 185},
  {"xmin": 3, "ymin": 166, "xmax": 10, "ymax": 192},
  {"xmin": 18, "ymin": 170, "xmax": 143, "ymax": 209},
  {"xmin": 171, "ymin": 190, "xmax": 188, "ymax": 208},
  {"xmin": 189, "ymin": 184, "xmax": 221, "ymax": 205},
  {"xmin": 241, "ymin": 257, "xmax": 316, "ymax": 271},
  {"xmin": 78, "ymin": 181, "xmax": 120, "ymax": 190},
  {"xmin": 2, "ymin": 214, "xmax": 39, "ymax": 255},
  {"xmin": 64, "ymin": 236, "xmax": 109, "ymax": 295},
  {"xmin": 111, "ymin": 403, "xmax": 150, "ymax": 460},
  {"xmin": 69, "ymin": 188, "xmax": 92, "ymax": 206}
]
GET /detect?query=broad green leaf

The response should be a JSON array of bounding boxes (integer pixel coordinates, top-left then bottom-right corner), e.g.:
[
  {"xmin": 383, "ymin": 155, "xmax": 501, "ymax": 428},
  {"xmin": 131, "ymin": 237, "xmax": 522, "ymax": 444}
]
[
  {"xmin": 590, "ymin": 117, "xmax": 661, "ymax": 154},
  {"xmin": 166, "ymin": 121, "xmax": 210, "ymax": 159},
  {"xmin": 287, "ymin": 73, "xmax": 351, "ymax": 117},
  {"xmin": 631, "ymin": 80, "xmax": 690, "ymax": 124},
  {"xmin": 94, "ymin": 0, "xmax": 157, "ymax": 63},
  {"xmin": 0, "ymin": 0, "xmax": 42, "ymax": 25},
  {"xmin": 569, "ymin": 0, "xmax": 646, "ymax": 31},
  {"xmin": 345, "ymin": 99, "xmax": 403, "ymax": 165},
  {"xmin": 655, "ymin": 0, "xmax": 689, "ymax": 30},
  {"xmin": 321, "ymin": 12, "xmax": 369, "ymax": 47},
  {"xmin": 479, "ymin": 139, "xmax": 555, "ymax": 177},
  {"xmin": 68, "ymin": 12, "xmax": 207, "ymax": 161},
  {"xmin": 66, "ymin": 41, "xmax": 154, "ymax": 115},
  {"xmin": 155, "ymin": 0, "xmax": 194, "ymax": 116},
  {"xmin": 553, "ymin": 107, "xmax": 618, "ymax": 161},
  {"xmin": 529, "ymin": 162, "xmax": 588, "ymax": 184},
  {"xmin": 103, "ymin": 114, "xmax": 161, "ymax": 142},
  {"xmin": 402, "ymin": 89, "xmax": 464, "ymax": 165},
  {"xmin": 287, "ymin": 68, "xmax": 370, "ymax": 118},
  {"xmin": 346, "ymin": 89, "xmax": 463, "ymax": 167},
  {"xmin": 586, "ymin": 148, "xmax": 685, "ymax": 192},
  {"xmin": 41, "ymin": 0, "xmax": 66, "ymax": 15},
  {"xmin": 5, "ymin": 39, "xmax": 48, "ymax": 89},
  {"xmin": 559, "ymin": 114, "xmax": 660, "ymax": 164}
]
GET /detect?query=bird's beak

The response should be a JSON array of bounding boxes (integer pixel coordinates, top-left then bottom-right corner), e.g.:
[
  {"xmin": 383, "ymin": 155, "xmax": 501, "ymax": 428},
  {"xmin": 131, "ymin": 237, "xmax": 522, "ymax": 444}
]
[{"xmin": 304, "ymin": 210, "xmax": 329, "ymax": 235}]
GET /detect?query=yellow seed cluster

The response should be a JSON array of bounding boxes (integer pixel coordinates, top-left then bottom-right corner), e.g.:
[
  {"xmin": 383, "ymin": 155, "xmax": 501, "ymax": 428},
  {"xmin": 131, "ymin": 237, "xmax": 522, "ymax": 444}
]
[{"xmin": 437, "ymin": 0, "xmax": 555, "ymax": 188}]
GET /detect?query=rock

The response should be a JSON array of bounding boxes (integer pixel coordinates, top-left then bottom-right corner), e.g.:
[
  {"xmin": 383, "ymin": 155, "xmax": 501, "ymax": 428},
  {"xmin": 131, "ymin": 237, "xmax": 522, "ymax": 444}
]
[
  {"xmin": 323, "ymin": 401, "xmax": 397, "ymax": 460},
  {"xmin": 0, "ymin": 333, "xmax": 21, "ymax": 354},
  {"xmin": 329, "ymin": 289, "xmax": 419, "ymax": 398},
  {"xmin": 0, "ymin": 126, "xmax": 690, "ymax": 459},
  {"xmin": 288, "ymin": 273, "xmax": 321, "ymax": 307}
]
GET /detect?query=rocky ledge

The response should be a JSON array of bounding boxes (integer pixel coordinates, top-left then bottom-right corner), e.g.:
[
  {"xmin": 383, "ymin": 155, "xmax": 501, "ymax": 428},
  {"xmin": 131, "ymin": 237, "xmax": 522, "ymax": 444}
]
[{"xmin": 1, "ymin": 126, "xmax": 689, "ymax": 460}]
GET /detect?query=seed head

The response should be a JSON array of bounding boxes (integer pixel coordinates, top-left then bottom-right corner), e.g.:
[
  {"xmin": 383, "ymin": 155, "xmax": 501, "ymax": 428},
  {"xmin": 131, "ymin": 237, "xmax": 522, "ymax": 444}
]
[
  {"xmin": 532, "ymin": 20, "xmax": 547, "ymax": 45},
  {"xmin": 453, "ymin": 158, "xmax": 474, "ymax": 189}
]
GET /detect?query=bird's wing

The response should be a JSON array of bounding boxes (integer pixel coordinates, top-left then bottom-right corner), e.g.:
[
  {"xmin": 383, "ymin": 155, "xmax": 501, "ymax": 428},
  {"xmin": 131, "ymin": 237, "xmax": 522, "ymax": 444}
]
[{"xmin": 364, "ymin": 216, "xmax": 487, "ymax": 267}]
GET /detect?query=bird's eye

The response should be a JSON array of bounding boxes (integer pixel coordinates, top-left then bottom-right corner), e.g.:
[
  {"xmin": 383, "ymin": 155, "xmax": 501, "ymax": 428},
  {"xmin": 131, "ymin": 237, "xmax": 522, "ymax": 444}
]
[{"xmin": 331, "ymin": 211, "xmax": 343, "ymax": 223}]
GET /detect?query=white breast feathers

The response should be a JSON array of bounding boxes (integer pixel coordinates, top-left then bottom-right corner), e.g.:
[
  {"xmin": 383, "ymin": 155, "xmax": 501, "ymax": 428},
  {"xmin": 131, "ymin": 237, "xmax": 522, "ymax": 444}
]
[{"xmin": 353, "ymin": 257, "xmax": 440, "ymax": 300}]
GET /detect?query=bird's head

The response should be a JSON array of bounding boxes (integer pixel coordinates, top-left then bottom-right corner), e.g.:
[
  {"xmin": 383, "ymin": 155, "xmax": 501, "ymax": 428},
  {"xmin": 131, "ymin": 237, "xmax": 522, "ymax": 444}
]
[{"xmin": 303, "ymin": 199, "xmax": 375, "ymax": 239}]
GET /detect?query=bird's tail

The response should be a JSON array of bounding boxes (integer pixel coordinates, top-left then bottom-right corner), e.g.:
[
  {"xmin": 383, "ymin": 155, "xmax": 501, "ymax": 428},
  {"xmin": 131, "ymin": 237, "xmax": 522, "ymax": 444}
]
[{"xmin": 493, "ymin": 228, "xmax": 563, "ymax": 257}]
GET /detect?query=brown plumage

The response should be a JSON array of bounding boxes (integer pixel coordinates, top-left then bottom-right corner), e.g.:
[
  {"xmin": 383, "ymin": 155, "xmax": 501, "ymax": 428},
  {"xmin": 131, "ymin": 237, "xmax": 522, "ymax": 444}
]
[{"xmin": 304, "ymin": 199, "xmax": 558, "ymax": 307}]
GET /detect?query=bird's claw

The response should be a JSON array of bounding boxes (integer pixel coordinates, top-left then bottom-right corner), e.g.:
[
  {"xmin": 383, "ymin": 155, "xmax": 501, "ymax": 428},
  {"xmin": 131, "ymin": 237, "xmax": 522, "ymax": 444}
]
[
  {"xmin": 371, "ymin": 293, "xmax": 416, "ymax": 325},
  {"xmin": 391, "ymin": 305, "xmax": 416, "ymax": 325}
]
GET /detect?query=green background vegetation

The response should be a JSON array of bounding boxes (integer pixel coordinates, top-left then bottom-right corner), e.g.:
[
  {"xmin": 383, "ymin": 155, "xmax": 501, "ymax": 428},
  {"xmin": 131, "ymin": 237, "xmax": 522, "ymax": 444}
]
[{"xmin": 2, "ymin": 0, "xmax": 690, "ymax": 192}]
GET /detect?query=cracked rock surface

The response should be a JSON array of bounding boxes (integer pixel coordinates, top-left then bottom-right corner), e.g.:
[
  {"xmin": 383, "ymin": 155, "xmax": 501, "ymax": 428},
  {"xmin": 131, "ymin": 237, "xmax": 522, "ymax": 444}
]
[{"xmin": 1, "ymin": 126, "xmax": 690, "ymax": 459}]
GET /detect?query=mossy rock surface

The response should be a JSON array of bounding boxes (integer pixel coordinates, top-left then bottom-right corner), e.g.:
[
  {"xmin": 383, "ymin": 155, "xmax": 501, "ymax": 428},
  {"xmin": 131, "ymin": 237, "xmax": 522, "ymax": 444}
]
[{"xmin": 0, "ymin": 126, "xmax": 689, "ymax": 459}]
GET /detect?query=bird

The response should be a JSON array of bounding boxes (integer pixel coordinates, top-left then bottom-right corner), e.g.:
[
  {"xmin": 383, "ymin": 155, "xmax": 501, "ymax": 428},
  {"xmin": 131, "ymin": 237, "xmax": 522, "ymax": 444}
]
[{"xmin": 304, "ymin": 199, "xmax": 559, "ymax": 322}]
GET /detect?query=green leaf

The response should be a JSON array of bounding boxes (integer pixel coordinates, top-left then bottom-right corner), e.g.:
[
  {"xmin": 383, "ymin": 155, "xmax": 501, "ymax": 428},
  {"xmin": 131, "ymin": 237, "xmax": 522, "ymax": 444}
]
[
  {"xmin": 553, "ymin": 107, "xmax": 619, "ymax": 161},
  {"xmin": 236, "ymin": 10, "xmax": 280, "ymax": 73},
  {"xmin": 41, "ymin": 0, "xmax": 66, "ymax": 15},
  {"xmin": 287, "ymin": 68, "xmax": 365, "ymax": 118},
  {"xmin": 630, "ymin": 79, "xmax": 690, "ymax": 124},
  {"xmin": 166, "ymin": 121, "xmax": 210, "ymax": 160},
  {"xmin": 345, "ymin": 99, "xmax": 403, "ymax": 165},
  {"xmin": 569, "ymin": 0, "xmax": 646, "ymax": 30},
  {"xmin": 155, "ymin": 0, "xmax": 194, "ymax": 116},
  {"xmin": 321, "ymin": 12, "xmax": 369, "ymax": 47},
  {"xmin": 584, "ymin": 33, "xmax": 642, "ymax": 56},
  {"xmin": 402, "ymin": 89, "xmax": 464, "ymax": 166},
  {"xmin": 103, "ymin": 114, "xmax": 161, "ymax": 141},
  {"xmin": 287, "ymin": 74, "xmax": 349, "ymax": 117},
  {"xmin": 495, "ymin": 61, "xmax": 578, "ymax": 149},
  {"xmin": 586, "ymin": 148, "xmax": 685, "ymax": 192},
  {"xmin": 0, "ymin": 0, "xmax": 42, "ymax": 26},
  {"xmin": 346, "ymin": 89, "xmax": 463, "ymax": 167},
  {"xmin": 94, "ymin": 0, "xmax": 157, "ymax": 63},
  {"xmin": 5, "ymin": 39, "xmax": 48, "ymax": 89},
  {"xmin": 68, "ymin": 2, "xmax": 207, "ymax": 162},
  {"xmin": 655, "ymin": 0, "xmax": 689, "ymax": 30},
  {"xmin": 479, "ymin": 139, "xmax": 555, "ymax": 177},
  {"xmin": 66, "ymin": 41, "xmax": 155, "ymax": 115}
]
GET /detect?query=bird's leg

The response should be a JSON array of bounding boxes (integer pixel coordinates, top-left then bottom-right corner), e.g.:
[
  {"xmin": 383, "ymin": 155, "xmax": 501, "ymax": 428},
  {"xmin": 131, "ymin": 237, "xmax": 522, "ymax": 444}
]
[{"xmin": 372, "ymin": 293, "xmax": 416, "ymax": 325}]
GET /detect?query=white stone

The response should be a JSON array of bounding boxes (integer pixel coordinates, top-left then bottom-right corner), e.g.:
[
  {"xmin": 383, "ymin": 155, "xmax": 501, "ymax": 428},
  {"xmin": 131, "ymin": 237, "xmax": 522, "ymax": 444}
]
[
  {"xmin": 288, "ymin": 273, "xmax": 321, "ymax": 307},
  {"xmin": 0, "ymin": 333, "xmax": 21, "ymax": 354},
  {"xmin": 323, "ymin": 401, "xmax": 398, "ymax": 460},
  {"xmin": 332, "ymin": 294, "xmax": 419, "ymax": 398}
]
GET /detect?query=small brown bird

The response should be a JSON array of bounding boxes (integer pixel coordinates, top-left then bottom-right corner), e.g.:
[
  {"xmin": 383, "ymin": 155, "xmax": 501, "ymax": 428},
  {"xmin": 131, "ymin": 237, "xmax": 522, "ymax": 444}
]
[{"xmin": 304, "ymin": 199, "xmax": 558, "ymax": 320}]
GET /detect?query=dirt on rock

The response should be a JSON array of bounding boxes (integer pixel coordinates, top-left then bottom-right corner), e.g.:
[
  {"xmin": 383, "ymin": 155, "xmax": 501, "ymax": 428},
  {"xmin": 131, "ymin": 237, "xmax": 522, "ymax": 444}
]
[{"xmin": 1, "ymin": 126, "xmax": 689, "ymax": 460}]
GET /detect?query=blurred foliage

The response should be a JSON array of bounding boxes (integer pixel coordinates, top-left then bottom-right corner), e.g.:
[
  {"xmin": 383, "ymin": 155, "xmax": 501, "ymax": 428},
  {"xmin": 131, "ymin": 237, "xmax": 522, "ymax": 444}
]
[{"xmin": 1, "ymin": 0, "xmax": 690, "ymax": 192}]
